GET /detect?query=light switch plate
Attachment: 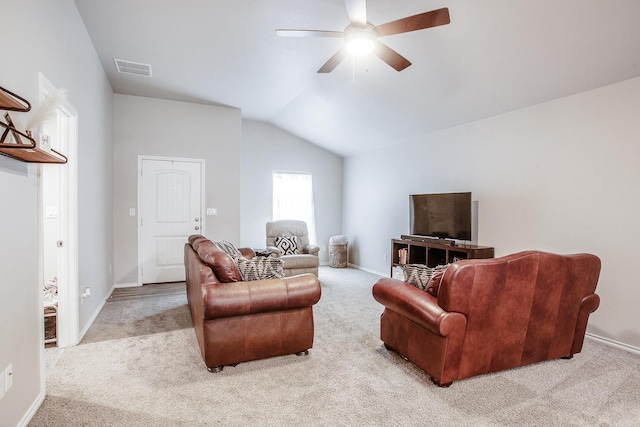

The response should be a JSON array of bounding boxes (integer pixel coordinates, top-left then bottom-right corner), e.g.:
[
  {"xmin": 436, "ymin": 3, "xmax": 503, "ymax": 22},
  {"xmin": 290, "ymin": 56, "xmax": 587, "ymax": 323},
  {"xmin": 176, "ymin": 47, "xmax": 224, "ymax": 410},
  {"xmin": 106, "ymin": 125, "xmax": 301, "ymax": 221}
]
[
  {"xmin": 206, "ymin": 208, "xmax": 217, "ymax": 216},
  {"xmin": 46, "ymin": 206, "xmax": 58, "ymax": 218}
]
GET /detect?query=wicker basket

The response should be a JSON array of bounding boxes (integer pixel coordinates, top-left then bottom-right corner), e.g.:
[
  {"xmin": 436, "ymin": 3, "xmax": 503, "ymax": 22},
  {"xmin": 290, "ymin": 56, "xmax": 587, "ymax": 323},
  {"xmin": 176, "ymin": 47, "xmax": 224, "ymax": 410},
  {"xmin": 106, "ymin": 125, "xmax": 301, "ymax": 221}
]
[
  {"xmin": 329, "ymin": 235, "xmax": 348, "ymax": 268},
  {"xmin": 44, "ymin": 305, "xmax": 58, "ymax": 347}
]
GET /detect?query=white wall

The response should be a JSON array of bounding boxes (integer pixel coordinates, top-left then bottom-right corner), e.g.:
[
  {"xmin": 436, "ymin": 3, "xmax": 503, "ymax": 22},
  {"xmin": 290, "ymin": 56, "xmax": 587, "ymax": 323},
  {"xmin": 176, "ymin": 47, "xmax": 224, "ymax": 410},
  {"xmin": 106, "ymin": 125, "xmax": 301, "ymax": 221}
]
[
  {"xmin": 113, "ymin": 95, "xmax": 241, "ymax": 285},
  {"xmin": 344, "ymin": 76, "xmax": 640, "ymax": 350},
  {"xmin": 241, "ymin": 120, "xmax": 343, "ymax": 263},
  {"xmin": 0, "ymin": 1, "xmax": 113, "ymax": 425}
]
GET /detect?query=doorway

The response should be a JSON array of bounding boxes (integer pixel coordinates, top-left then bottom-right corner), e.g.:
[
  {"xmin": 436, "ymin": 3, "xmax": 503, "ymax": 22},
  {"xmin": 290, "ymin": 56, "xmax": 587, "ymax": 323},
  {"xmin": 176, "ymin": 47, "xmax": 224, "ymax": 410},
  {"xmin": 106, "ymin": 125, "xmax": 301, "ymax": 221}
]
[
  {"xmin": 38, "ymin": 73, "xmax": 79, "ymax": 349},
  {"xmin": 138, "ymin": 156, "xmax": 204, "ymax": 284}
]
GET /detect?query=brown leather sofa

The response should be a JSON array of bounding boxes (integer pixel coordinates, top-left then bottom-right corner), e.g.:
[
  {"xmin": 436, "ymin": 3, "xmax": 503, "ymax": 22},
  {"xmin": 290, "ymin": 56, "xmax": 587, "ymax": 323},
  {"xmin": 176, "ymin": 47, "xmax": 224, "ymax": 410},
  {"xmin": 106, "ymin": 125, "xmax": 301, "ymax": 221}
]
[
  {"xmin": 372, "ymin": 251, "xmax": 601, "ymax": 386},
  {"xmin": 184, "ymin": 235, "xmax": 322, "ymax": 372}
]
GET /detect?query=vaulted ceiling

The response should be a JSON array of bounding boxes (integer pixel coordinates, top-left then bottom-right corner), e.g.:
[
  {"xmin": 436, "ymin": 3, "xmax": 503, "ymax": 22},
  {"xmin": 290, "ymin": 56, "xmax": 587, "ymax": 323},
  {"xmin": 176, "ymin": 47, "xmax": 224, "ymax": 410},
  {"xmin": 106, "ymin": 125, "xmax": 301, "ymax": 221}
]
[{"xmin": 74, "ymin": 0, "xmax": 640, "ymax": 157}]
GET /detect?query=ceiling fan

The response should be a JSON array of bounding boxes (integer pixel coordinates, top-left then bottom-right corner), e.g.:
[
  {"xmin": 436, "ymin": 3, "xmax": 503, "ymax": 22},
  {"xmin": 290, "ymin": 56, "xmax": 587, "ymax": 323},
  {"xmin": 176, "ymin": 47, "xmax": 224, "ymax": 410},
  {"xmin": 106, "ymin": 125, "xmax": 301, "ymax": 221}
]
[{"xmin": 276, "ymin": 0, "xmax": 450, "ymax": 73}]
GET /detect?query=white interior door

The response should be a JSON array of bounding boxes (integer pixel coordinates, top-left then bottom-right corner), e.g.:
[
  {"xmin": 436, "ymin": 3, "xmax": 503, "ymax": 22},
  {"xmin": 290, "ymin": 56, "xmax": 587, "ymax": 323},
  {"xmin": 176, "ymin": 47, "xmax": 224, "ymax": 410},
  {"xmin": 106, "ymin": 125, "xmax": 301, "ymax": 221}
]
[{"xmin": 140, "ymin": 158, "xmax": 203, "ymax": 284}]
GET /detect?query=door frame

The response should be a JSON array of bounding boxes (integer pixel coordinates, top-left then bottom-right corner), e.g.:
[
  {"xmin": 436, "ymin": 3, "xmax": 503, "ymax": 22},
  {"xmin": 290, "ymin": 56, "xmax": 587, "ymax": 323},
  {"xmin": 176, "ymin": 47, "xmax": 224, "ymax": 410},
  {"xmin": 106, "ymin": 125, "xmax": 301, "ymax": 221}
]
[
  {"xmin": 37, "ymin": 73, "xmax": 79, "ymax": 349},
  {"xmin": 137, "ymin": 155, "xmax": 205, "ymax": 286}
]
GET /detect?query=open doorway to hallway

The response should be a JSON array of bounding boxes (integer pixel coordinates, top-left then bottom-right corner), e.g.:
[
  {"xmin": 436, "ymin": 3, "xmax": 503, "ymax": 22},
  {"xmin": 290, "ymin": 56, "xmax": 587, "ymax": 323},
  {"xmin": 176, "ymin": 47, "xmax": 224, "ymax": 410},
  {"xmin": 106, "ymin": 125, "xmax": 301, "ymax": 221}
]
[{"xmin": 37, "ymin": 73, "xmax": 79, "ymax": 353}]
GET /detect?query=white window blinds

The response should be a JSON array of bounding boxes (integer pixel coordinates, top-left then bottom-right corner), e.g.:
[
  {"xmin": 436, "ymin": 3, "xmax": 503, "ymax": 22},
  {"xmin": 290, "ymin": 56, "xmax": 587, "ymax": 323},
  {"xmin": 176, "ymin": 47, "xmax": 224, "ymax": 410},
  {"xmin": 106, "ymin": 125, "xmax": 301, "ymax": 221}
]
[{"xmin": 272, "ymin": 172, "xmax": 316, "ymax": 244}]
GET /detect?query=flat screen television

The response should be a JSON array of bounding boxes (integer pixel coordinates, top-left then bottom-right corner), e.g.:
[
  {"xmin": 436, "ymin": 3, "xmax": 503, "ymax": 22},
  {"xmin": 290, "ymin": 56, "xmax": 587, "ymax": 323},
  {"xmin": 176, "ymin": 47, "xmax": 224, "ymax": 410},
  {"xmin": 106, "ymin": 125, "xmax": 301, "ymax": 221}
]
[{"xmin": 409, "ymin": 192, "xmax": 472, "ymax": 241}]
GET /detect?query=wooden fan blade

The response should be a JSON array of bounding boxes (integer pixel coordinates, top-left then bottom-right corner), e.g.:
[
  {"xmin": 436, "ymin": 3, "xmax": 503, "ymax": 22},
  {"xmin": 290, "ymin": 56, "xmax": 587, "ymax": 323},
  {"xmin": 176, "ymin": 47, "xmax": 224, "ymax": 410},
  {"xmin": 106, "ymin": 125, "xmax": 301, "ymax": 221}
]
[
  {"xmin": 345, "ymin": 0, "xmax": 367, "ymax": 27},
  {"xmin": 276, "ymin": 29, "xmax": 343, "ymax": 38},
  {"xmin": 376, "ymin": 7, "xmax": 450, "ymax": 37},
  {"xmin": 318, "ymin": 48, "xmax": 348, "ymax": 73},
  {"xmin": 375, "ymin": 42, "xmax": 411, "ymax": 71}
]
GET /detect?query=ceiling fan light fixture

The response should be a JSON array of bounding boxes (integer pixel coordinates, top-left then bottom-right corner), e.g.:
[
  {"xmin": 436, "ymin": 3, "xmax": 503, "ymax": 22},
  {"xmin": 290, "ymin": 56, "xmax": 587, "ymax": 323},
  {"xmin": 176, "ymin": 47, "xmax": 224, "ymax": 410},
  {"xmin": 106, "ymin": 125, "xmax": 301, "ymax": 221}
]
[
  {"xmin": 277, "ymin": 3, "xmax": 451, "ymax": 73},
  {"xmin": 345, "ymin": 29, "xmax": 376, "ymax": 55}
]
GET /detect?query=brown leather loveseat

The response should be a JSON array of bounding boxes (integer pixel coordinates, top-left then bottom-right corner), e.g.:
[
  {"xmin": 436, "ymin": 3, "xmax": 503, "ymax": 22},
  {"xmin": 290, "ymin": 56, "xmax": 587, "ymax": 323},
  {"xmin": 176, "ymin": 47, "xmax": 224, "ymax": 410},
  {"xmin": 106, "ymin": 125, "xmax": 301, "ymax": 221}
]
[
  {"xmin": 185, "ymin": 235, "xmax": 321, "ymax": 372},
  {"xmin": 372, "ymin": 251, "xmax": 601, "ymax": 386}
]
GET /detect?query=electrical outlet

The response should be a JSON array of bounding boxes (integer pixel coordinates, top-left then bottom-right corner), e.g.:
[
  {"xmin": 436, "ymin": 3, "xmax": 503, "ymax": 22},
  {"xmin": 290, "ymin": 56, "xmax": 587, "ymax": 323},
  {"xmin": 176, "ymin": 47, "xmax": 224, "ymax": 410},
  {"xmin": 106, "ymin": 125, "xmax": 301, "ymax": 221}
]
[
  {"xmin": 383, "ymin": 253, "xmax": 387, "ymax": 262},
  {"xmin": 5, "ymin": 364, "xmax": 12, "ymax": 392}
]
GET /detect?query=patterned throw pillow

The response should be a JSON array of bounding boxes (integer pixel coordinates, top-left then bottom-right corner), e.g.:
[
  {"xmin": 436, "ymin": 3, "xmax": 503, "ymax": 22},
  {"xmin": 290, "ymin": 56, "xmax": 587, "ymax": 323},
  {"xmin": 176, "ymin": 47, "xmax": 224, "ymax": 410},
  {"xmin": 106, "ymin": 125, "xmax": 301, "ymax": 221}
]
[
  {"xmin": 403, "ymin": 264, "xmax": 431, "ymax": 291},
  {"xmin": 274, "ymin": 236, "xmax": 299, "ymax": 255},
  {"xmin": 237, "ymin": 256, "xmax": 285, "ymax": 281},
  {"xmin": 403, "ymin": 264, "xmax": 449, "ymax": 295},
  {"xmin": 213, "ymin": 240, "xmax": 243, "ymax": 259}
]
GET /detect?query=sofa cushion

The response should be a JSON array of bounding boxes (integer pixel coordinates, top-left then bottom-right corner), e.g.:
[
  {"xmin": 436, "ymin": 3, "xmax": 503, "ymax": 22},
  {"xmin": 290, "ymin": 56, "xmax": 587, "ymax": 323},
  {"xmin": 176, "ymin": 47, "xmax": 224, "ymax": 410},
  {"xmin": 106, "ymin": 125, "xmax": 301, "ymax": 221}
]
[
  {"xmin": 237, "ymin": 256, "xmax": 285, "ymax": 281},
  {"xmin": 274, "ymin": 236, "xmax": 299, "ymax": 255},
  {"xmin": 190, "ymin": 235, "xmax": 212, "ymax": 251},
  {"xmin": 188, "ymin": 234, "xmax": 207, "ymax": 245},
  {"xmin": 280, "ymin": 253, "xmax": 320, "ymax": 270},
  {"xmin": 404, "ymin": 264, "xmax": 449, "ymax": 294},
  {"xmin": 426, "ymin": 268, "xmax": 446, "ymax": 297},
  {"xmin": 197, "ymin": 245, "xmax": 241, "ymax": 283}
]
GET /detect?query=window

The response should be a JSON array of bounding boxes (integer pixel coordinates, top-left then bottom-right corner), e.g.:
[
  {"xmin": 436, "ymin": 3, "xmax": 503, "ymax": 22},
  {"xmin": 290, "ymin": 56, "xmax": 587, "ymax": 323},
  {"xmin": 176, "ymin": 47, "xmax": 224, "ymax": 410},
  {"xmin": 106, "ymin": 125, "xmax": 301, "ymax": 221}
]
[{"xmin": 272, "ymin": 172, "xmax": 316, "ymax": 244}]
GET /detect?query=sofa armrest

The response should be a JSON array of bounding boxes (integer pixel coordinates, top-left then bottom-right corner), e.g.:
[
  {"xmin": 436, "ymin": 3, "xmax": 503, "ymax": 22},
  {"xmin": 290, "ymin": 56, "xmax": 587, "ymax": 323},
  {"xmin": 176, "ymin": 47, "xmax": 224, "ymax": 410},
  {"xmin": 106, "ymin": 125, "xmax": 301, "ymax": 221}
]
[
  {"xmin": 372, "ymin": 278, "xmax": 466, "ymax": 337},
  {"xmin": 238, "ymin": 247, "xmax": 256, "ymax": 259},
  {"xmin": 303, "ymin": 244, "xmax": 320, "ymax": 256},
  {"xmin": 266, "ymin": 245, "xmax": 282, "ymax": 257},
  {"xmin": 571, "ymin": 293, "xmax": 600, "ymax": 354},
  {"xmin": 202, "ymin": 273, "xmax": 321, "ymax": 320}
]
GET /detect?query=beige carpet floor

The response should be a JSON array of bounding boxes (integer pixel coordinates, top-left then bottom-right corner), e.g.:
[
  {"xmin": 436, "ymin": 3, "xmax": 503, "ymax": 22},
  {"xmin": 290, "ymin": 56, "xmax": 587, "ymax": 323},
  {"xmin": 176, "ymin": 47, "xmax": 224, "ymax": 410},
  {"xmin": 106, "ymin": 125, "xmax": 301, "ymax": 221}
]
[{"xmin": 30, "ymin": 267, "xmax": 640, "ymax": 426}]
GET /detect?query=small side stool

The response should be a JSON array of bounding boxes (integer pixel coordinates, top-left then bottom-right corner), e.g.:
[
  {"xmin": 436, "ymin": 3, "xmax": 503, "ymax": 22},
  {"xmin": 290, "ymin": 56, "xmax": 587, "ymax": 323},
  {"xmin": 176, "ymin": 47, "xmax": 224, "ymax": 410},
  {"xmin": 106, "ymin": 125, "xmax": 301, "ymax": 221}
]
[{"xmin": 329, "ymin": 235, "xmax": 348, "ymax": 268}]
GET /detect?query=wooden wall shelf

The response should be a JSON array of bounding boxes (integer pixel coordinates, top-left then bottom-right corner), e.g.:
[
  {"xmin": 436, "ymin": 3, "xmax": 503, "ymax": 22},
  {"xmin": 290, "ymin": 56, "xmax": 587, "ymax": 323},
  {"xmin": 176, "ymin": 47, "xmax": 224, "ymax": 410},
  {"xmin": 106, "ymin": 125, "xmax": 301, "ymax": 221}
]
[
  {"xmin": 0, "ymin": 86, "xmax": 31, "ymax": 112},
  {"xmin": 0, "ymin": 85, "xmax": 67, "ymax": 164},
  {"xmin": 0, "ymin": 144, "xmax": 67, "ymax": 163}
]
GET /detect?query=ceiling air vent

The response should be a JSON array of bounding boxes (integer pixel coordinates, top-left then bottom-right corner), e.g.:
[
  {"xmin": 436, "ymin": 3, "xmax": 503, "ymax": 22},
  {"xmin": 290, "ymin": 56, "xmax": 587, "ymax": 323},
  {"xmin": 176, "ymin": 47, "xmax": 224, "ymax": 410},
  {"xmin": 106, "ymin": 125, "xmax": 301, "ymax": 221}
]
[{"xmin": 113, "ymin": 59, "xmax": 152, "ymax": 77}]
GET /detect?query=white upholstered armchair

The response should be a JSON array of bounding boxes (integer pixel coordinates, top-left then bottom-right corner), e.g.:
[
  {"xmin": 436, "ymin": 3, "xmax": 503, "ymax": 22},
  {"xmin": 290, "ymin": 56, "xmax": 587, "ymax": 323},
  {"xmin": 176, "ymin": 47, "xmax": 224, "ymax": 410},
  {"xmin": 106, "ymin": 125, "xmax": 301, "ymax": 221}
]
[{"xmin": 266, "ymin": 220, "xmax": 319, "ymax": 277}]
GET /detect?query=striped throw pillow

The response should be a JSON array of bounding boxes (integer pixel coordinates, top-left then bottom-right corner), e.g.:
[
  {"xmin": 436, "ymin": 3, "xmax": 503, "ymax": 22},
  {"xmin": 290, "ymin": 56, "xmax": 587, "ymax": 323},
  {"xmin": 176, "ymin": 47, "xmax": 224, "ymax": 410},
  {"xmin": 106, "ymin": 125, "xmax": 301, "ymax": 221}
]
[{"xmin": 237, "ymin": 256, "xmax": 285, "ymax": 281}]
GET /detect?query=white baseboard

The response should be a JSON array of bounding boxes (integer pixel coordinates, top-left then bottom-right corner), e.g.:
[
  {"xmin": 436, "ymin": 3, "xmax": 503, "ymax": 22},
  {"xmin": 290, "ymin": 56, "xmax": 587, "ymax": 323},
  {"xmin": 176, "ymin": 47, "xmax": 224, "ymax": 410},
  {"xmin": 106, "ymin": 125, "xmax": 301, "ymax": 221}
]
[
  {"xmin": 348, "ymin": 262, "xmax": 385, "ymax": 277},
  {"xmin": 586, "ymin": 333, "xmax": 640, "ymax": 355},
  {"xmin": 19, "ymin": 389, "xmax": 45, "ymax": 427},
  {"xmin": 115, "ymin": 281, "xmax": 140, "ymax": 288},
  {"xmin": 77, "ymin": 289, "xmax": 110, "ymax": 342}
]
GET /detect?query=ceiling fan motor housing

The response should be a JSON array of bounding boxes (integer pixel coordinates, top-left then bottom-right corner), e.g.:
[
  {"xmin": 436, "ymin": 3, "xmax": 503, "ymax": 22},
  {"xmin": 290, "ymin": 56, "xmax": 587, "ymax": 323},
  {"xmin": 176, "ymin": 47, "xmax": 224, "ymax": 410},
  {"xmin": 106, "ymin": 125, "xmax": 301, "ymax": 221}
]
[{"xmin": 345, "ymin": 23, "xmax": 378, "ymax": 55}]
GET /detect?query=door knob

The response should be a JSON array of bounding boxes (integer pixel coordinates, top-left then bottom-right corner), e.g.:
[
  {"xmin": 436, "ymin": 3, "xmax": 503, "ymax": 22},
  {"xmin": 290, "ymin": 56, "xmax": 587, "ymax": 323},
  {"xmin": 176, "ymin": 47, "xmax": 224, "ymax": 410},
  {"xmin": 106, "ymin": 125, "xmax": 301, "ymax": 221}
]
[
  {"xmin": 194, "ymin": 225, "xmax": 200, "ymax": 230},
  {"xmin": 195, "ymin": 217, "xmax": 200, "ymax": 222}
]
